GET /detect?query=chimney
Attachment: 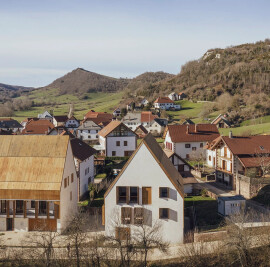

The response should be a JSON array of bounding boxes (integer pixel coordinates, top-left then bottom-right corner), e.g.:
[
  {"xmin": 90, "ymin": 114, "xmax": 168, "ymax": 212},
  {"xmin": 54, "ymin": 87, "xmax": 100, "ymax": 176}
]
[
  {"xmin": 229, "ymin": 130, "xmax": 233, "ymax": 139},
  {"xmin": 186, "ymin": 125, "xmax": 189, "ymax": 135}
]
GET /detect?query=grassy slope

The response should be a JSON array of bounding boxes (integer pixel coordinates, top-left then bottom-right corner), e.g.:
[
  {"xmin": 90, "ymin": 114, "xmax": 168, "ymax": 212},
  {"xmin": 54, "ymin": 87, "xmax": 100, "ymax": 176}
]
[{"xmin": 10, "ymin": 88, "xmax": 125, "ymax": 121}]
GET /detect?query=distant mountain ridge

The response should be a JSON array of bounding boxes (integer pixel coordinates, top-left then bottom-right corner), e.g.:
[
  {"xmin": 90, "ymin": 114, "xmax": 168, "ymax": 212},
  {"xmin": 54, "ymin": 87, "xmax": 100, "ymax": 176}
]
[
  {"xmin": 41, "ymin": 68, "xmax": 174, "ymax": 95},
  {"xmin": 136, "ymin": 39, "xmax": 270, "ymax": 101}
]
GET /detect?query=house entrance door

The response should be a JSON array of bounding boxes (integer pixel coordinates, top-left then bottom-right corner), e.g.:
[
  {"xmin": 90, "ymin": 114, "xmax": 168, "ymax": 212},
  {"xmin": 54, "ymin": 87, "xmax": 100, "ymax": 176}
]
[{"xmin": 6, "ymin": 218, "xmax": 13, "ymax": 231}]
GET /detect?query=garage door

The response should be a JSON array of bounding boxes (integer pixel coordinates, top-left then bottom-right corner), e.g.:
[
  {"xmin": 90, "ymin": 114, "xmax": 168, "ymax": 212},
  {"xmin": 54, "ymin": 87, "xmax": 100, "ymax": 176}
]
[{"xmin": 29, "ymin": 219, "xmax": 57, "ymax": 231}]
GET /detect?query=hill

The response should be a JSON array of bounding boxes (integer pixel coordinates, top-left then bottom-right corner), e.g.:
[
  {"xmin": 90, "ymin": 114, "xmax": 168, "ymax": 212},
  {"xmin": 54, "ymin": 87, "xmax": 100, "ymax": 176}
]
[
  {"xmin": 138, "ymin": 39, "xmax": 270, "ymax": 100},
  {"xmin": 0, "ymin": 83, "xmax": 32, "ymax": 102},
  {"xmin": 43, "ymin": 68, "xmax": 130, "ymax": 95}
]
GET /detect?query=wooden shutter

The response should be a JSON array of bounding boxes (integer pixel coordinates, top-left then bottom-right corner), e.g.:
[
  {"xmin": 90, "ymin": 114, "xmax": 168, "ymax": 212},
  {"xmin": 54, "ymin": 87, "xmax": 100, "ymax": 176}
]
[
  {"xmin": 137, "ymin": 187, "xmax": 139, "ymax": 204},
  {"xmin": 167, "ymin": 187, "xmax": 170, "ymax": 198},
  {"xmin": 102, "ymin": 204, "xmax": 105, "ymax": 225},
  {"xmin": 7, "ymin": 201, "xmax": 9, "ymax": 217},
  {"xmin": 142, "ymin": 187, "xmax": 152, "ymax": 205},
  {"xmin": 116, "ymin": 187, "xmax": 119, "ymax": 204},
  {"xmin": 126, "ymin": 187, "xmax": 130, "ymax": 204},
  {"xmin": 35, "ymin": 201, "xmax": 38, "ymax": 218},
  {"xmin": 54, "ymin": 202, "xmax": 60, "ymax": 219},
  {"xmin": 23, "ymin": 201, "xmax": 26, "ymax": 218},
  {"xmin": 134, "ymin": 207, "xmax": 144, "ymax": 224}
]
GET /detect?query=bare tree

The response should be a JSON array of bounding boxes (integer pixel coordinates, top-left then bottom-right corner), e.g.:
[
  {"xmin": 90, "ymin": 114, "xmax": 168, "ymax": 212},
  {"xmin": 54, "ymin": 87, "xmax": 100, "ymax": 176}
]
[
  {"xmin": 254, "ymin": 150, "xmax": 270, "ymax": 179},
  {"xmin": 189, "ymin": 149, "xmax": 206, "ymax": 172}
]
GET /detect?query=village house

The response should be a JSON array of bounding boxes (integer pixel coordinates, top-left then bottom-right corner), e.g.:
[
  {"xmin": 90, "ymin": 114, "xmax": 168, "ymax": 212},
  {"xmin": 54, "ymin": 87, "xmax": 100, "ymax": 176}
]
[
  {"xmin": 211, "ymin": 114, "xmax": 231, "ymax": 128},
  {"xmin": 22, "ymin": 118, "xmax": 55, "ymax": 135},
  {"xmin": 76, "ymin": 120, "xmax": 101, "ymax": 144},
  {"xmin": 154, "ymin": 97, "xmax": 180, "ymax": 110},
  {"xmin": 126, "ymin": 101, "xmax": 135, "ymax": 111},
  {"xmin": 134, "ymin": 125, "xmax": 148, "ymax": 138},
  {"xmin": 98, "ymin": 121, "xmax": 137, "ymax": 157},
  {"xmin": 0, "ymin": 135, "xmax": 78, "ymax": 232},
  {"xmin": 122, "ymin": 111, "xmax": 167, "ymax": 136},
  {"xmin": 178, "ymin": 92, "xmax": 187, "ymax": 100},
  {"xmin": 164, "ymin": 124, "xmax": 220, "ymax": 159},
  {"xmin": 64, "ymin": 116, "xmax": 80, "ymax": 130},
  {"xmin": 0, "ymin": 118, "xmax": 23, "ymax": 133},
  {"xmin": 47, "ymin": 126, "xmax": 75, "ymax": 137},
  {"xmin": 140, "ymin": 98, "xmax": 149, "ymax": 107},
  {"xmin": 83, "ymin": 110, "xmax": 113, "ymax": 126},
  {"xmin": 168, "ymin": 92, "xmax": 179, "ymax": 101},
  {"xmin": 113, "ymin": 107, "xmax": 121, "ymax": 117},
  {"xmin": 37, "ymin": 111, "xmax": 53, "ymax": 123},
  {"xmin": 205, "ymin": 133, "xmax": 270, "ymax": 198},
  {"xmin": 53, "ymin": 115, "xmax": 69, "ymax": 127},
  {"xmin": 70, "ymin": 138, "xmax": 96, "ymax": 199},
  {"xmin": 104, "ymin": 134, "xmax": 184, "ymax": 244}
]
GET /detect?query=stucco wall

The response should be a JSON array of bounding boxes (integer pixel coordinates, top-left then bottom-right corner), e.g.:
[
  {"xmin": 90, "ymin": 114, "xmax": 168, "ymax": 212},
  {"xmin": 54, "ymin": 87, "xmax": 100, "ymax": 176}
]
[
  {"xmin": 175, "ymin": 142, "xmax": 205, "ymax": 159},
  {"xmin": 60, "ymin": 142, "xmax": 78, "ymax": 231},
  {"xmin": 106, "ymin": 136, "xmax": 136, "ymax": 157},
  {"xmin": 14, "ymin": 218, "xmax": 28, "ymax": 231},
  {"xmin": 0, "ymin": 218, "xmax": 6, "ymax": 231},
  {"xmin": 105, "ymin": 143, "xmax": 184, "ymax": 244}
]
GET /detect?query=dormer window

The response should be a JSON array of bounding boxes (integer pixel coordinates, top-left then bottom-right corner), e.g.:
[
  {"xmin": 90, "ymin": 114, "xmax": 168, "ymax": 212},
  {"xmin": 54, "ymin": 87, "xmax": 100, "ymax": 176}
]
[{"xmin": 260, "ymin": 146, "xmax": 264, "ymax": 150}]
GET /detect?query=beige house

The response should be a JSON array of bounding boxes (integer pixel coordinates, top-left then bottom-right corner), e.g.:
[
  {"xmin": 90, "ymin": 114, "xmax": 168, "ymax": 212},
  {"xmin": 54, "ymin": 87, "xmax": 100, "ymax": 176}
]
[{"xmin": 0, "ymin": 135, "xmax": 78, "ymax": 232}]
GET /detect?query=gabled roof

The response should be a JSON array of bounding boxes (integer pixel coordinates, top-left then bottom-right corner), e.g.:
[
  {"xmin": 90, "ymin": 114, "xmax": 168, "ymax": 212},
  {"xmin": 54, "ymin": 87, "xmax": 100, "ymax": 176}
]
[
  {"xmin": 0, "ymin": 135, "xmax": 69, "ymax": 199},
  {"xmin": 70, "ymin": 138, "xmax": 97, "ymax": 162},
  {"xmin": 141, "ymin": 111, "xmax": 157, "ymax": 122},
  {"xmin": 135, "ymin": 124, "xmax": 148, "ymax": 135},
  {"xmin": 77, "ymin": 120, "xmax": 101, "ymax": 130},
  {"xmin": 154, "ymin": 97, "xmax": 174, "ymax": 104},
  {"xmin": 211, "ymin": 114, "xmax": 231, "ymax": 126},
  {"xmin": 22, "ymin": 119, "xmax": 54, "ymax": 135},
  {"xmin": 179, "ymin": 118, "xmax": 195, "ymax": 125},
  {"xmin": 53, "ymin": 115, "xmax": 68, "ymax": 122},
  {"xmin": 98, "ymin": 121, "xmax": 136, "ymax": 138},
  {"xmin": 105, "ymin": 133, "xmax": 184, "ymax": 198},
  {"xmin": 165, "ymin": 124, "xmax": 220, "ymax": 143},
  {"xmin": 84, "ymin": 110, "xmax": 113, "ymax": 120},
  {"xmin": 0, "ymin": 119, "xmax": 23, "ymax": 129}
]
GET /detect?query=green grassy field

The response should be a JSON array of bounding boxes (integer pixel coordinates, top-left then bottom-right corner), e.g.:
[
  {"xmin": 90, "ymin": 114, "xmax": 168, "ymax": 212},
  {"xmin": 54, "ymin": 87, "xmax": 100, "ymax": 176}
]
[{"xmin": 10, "ymin": 88, "xmax": 125, "ymax": 121}]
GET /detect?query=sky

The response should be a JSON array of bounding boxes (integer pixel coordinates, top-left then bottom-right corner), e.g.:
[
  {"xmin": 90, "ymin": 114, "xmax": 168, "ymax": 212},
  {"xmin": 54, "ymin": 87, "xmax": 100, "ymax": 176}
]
[{"xmin": 0, "ymin": 0, "xmax": 270, "ymax": 87}]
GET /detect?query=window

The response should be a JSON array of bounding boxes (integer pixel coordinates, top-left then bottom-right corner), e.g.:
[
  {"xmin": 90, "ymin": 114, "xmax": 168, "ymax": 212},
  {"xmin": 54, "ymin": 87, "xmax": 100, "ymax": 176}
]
[
  {"xmin": 142, "ymin": 187, "xmax": 152, "ymax": 205},
  {"xmin": 186, "ymin": 154, "xmax": 190, "ymax": 159},
  {"xmin": 116, "ymin": 141, "xmax": 120, "ymax": 146},
  {"xmin": 134, "ymin": 207, "xmax": 144, "ymax": 224},
  {"xmin": 112, "ymin": 151, "xmax": 116, "ymax": 156},
  {"xmin": 115, "ymin": 227, "xmax": 130, "ymax": 240},
  {"xmin": 64, "ymin": 178, "xmax": 67, "ymax": 188},
  {"xmin": 117, "ymin": 187, "xmax": 127, "ymax": 203},
  {"xmin": 70, "ymin": 192, "xmax": 72, "ymax": 201},
  {"xmin": 124, "ymin": 141, "xmax": 128, "ymax": 146},
  {"xmin": 39, "ymin": 201, "xmax": 47, "ymax": 215},
  {"xmin": 31, "ymin": 200, "xmax": 35, "ymax": 209},
  {"xmin": 71, "ymin": 173, "xmax": 74, "ymax": 183},
  {"xmin": 130, "ymin": 187, "xmax": 138, "ymax": 203},
  {"xmin": 159, "ymin": 208, "xmax": 169, "ymax": 219},
  {"xmin": 0, "ymin": 200, "xmax": 6, "ymax": 214},
  {"xmin": 185, "ymin": 144, "xmax": 191, "ymax": 148},
  {"xmin": 192, "ymin": 147, "xmax": 196, "ymax": 151},
  {"xmin": 209, "ymin": 155, "xmax": 211, "ymax": 161},
  {"xmin": 16, "ymin": 200, "xmax": 24, "ymax": 214},
  {"xmin": 121, "ymin": 207, "xmax": 132, "ymax": 224},
  {"xmin": 200, "ymin": 143, "xmax": 203, "ymax": 148},
  {"xmin": 159, "ymin": 187, "xmax": 169, "ymax": 198}
]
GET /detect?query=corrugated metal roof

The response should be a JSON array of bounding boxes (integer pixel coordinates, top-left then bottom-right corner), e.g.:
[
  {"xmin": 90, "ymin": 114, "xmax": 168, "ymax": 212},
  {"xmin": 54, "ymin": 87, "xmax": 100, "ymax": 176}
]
[{"xmin": 0, "ymin": 136, "xmax": 69, "ymax": 197}]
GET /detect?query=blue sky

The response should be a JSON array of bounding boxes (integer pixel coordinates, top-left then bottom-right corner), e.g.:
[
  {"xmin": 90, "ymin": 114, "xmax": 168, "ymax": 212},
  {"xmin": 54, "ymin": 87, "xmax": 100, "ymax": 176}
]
[{"xmin": 0, "ymin": 0, "xmax": 269, "ymax": 87}]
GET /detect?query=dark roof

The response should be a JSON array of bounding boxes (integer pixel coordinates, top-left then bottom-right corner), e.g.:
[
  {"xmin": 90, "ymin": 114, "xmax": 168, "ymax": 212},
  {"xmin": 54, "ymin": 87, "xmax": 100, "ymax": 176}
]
[
  {"xmin": 180, "ymin": 118, "xmax": 195, "ymax": 125},
  {"xmin": 218, "ymin": 195, "xmax": 246, "ymax": 201},
  {"xmin": 53, "ymin": 115, "xmax": 68, "ymax": 122},
  {"xmin": 211, "ymin": 114, "xmax": 231, "ymax": 126},
  {"xmin": 166, "ymin": 124, "xmax": 220, "ymax": 143},
  {"xmin": 135, "ymin": 125, "xmax": 148, "ymax": 135},
  {"xmin": 0, "ymin": 119, "xmax": 22, "ymax": 129},
  {"xmin": 105, "ymin": 133, "xmax": 184, "ymax": 198},
  {"xmin": 70, "ymin": 138, "xmax": 97, "ymax": 162},
  {"xmin": 154, "ymin": 118, "xmax": 167, "ymax": 126},
  {"xmin": 0, "ymin": 129, "xmax": 13, "ymax": 135}
]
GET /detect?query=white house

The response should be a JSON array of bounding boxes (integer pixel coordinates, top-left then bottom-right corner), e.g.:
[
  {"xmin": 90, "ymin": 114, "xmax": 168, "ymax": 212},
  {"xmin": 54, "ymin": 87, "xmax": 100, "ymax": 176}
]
[
  {"xmin": 0, "ymin": 135, "xmax": 78, "ymax": 232},
  {"xmin": 104, "ymin": 134, "xmax": 184, "ymax": 244},
  {"xmin": 113, "ymin": 108, "xmax": 121, "ymax": 117},
  {"xmin": 98, "ymin": 121, "xmax": 137, "ymax": 157},
  {"xmin": 154, "ymin": 97, "xmax": 180, "ymax": 110},
  {"xmin": 70, "ymin": 138, "xmax": 96, "ymax": 199},
  {"xmin": 76, "ymin": 120, "xmax": 101, "ymax": 144},
  {"xmin": 164, "ymin": 124, "xmax": 220, "ymax": 159},
  {"xmin": 168, "ymin": 92, "xmax": 178, "ymax": 101},
  {"xmin": 53, "ymin": 116, "xmax": 69, "ymax": 127},
  {"xmin": 0, "ymin": 118, "xmax": 23, "ymax": 133},
  {"xmin": 122, "ymin": 112, "xmax": 168, "ymax": 136},
  {"xmin": 218, "ymin": 196, "xmax": 246, "ymax": 216},
  {"xmin": 140, "ymin": 98, "xmax": 149, "ymax": 107},
  {"xmin": 37, "ymin": 111, "xmax": 53, "ymax": 123},
  {"xmin": 64, "ymin": 116, "xmax": 80, "ymax": 130}
]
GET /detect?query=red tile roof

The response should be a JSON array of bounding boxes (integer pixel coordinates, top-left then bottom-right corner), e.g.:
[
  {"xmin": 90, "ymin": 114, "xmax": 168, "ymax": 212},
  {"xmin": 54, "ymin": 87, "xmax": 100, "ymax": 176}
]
[
  {"xmin": 166, "ymin": 124, "xmax": 220, "ymax": 143},
  {"xmin": 154, "ymin": 97, "xmax": 174, "ymax": 104},
  {"xmin": 141, "ymin": 111, "xmax": 157, "ymax": 122},
  {"xmin": 84, "ymin": 110, "xmax": 113, "ymax": 125},
  {"xmin": 22, "ymin": 119, "xmax": 54, "ymax": 135}
]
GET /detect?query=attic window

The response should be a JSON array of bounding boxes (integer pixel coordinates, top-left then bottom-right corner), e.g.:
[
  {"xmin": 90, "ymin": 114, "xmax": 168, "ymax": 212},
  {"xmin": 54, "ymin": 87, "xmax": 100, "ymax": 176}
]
[{"xmin": 260, "ymin": 146, "xmax": 264, "ymax": 150}]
